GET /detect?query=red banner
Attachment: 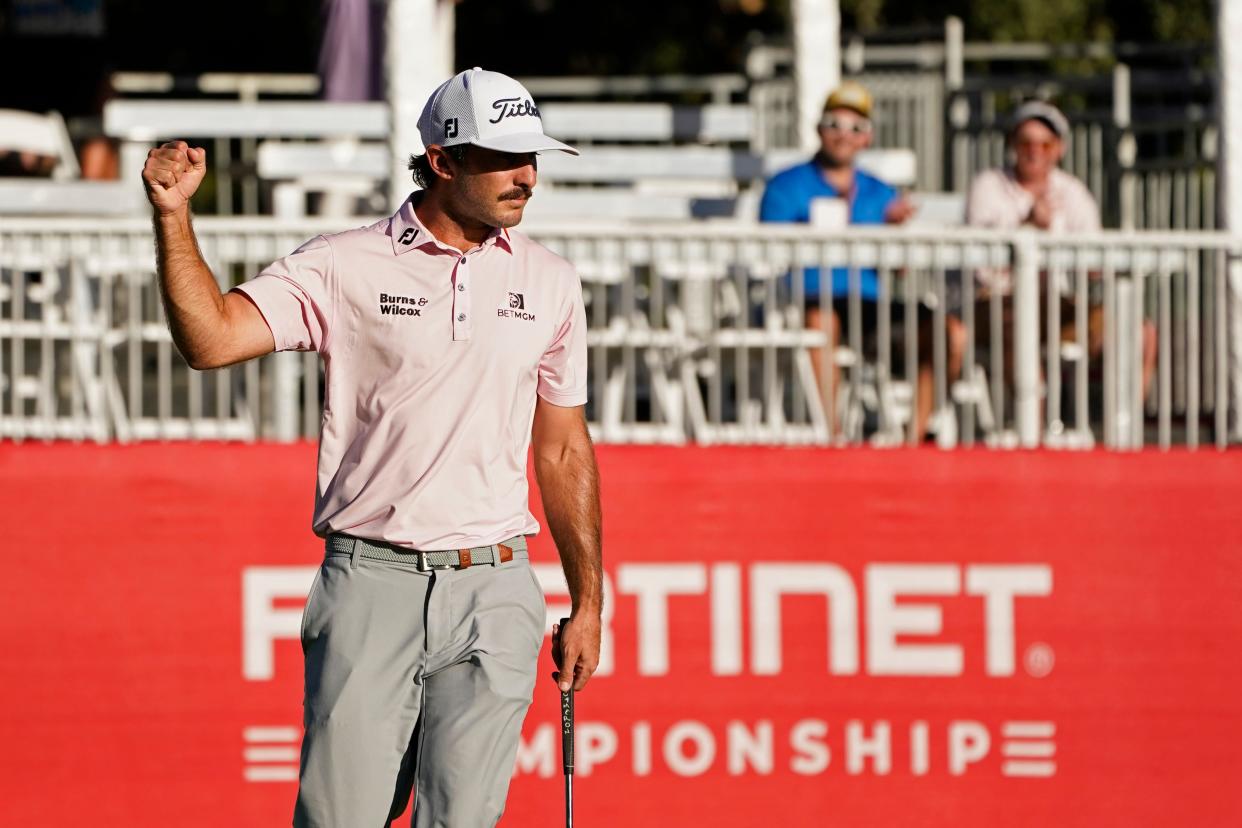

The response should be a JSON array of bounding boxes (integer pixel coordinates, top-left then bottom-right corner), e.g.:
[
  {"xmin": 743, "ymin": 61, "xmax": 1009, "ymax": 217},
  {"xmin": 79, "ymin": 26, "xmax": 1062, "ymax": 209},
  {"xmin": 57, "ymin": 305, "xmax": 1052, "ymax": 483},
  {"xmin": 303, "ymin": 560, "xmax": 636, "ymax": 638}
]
[{"xmin": 2, "ymin": 443, "xmax": 1241, "ymax": 826}]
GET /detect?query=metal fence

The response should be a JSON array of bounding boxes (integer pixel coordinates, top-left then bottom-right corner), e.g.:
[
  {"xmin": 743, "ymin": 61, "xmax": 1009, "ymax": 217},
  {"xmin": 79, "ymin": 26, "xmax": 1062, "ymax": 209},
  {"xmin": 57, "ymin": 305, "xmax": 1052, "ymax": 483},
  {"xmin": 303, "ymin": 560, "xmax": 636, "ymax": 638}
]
[
  {"xmin": 748, "ymin": 24, "xmax": 1217, "ymax": 227},
  {"xmin": 0, "ymin": 217, "xmax": 1236, "ymax": 449}
]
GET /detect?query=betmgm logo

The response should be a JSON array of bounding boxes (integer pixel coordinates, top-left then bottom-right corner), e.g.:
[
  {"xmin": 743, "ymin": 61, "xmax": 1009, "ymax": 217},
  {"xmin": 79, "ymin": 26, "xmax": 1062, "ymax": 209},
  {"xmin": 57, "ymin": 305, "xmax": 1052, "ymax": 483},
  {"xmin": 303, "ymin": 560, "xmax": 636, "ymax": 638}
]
[{"xmin": 499, "ymin": 292, "xmax": 535, "ymax": 321}]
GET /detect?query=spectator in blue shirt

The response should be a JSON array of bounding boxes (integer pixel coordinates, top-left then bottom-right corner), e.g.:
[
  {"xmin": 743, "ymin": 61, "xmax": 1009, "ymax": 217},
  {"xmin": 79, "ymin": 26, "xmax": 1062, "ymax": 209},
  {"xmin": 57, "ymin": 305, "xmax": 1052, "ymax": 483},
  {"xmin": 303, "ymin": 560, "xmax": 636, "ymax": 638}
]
[{"xmin": 759, "ymin": 81, "xmax": 964, "ymax": 441}]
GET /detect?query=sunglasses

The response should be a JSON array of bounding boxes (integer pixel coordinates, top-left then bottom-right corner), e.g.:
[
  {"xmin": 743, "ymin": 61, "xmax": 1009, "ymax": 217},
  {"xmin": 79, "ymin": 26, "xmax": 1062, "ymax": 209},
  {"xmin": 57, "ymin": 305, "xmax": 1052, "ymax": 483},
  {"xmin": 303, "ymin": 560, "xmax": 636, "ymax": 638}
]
[
  {"xmin": 820, "ymin": 116, "xmax": 872, "ymax": 135},
  {"xmin": 1014, "ymin": 137, "xmax": 1059, "ymax": 151}
]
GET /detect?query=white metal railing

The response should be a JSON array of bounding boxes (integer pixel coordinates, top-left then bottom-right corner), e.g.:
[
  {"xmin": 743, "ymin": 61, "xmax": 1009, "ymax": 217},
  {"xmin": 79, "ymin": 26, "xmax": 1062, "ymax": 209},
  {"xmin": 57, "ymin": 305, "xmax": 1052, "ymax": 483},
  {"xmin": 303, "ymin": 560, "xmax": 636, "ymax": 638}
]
[
  {"xmin": 750, "ymin": 24, "xmax": 1216, "ymax": 228},
  {"xmin": 0, "ymin": 217, "xmax": 1236, "ymax": 449}
]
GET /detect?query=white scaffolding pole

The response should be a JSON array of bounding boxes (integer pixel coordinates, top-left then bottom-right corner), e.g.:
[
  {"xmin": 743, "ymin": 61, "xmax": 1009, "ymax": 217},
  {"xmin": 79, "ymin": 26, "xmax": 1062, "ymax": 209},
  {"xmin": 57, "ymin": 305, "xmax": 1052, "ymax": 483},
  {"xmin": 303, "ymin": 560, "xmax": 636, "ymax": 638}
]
[
  {"xmin": 1219, "ymin": 0, "xmax": 1242, "ymax": 441},
  {"xmin": 386, "ymin": 0, "xmax": 456, "ymax": 210},
  {"xmin": 791, "ymin": 0, "xmax": 840, "ymax": 153}
]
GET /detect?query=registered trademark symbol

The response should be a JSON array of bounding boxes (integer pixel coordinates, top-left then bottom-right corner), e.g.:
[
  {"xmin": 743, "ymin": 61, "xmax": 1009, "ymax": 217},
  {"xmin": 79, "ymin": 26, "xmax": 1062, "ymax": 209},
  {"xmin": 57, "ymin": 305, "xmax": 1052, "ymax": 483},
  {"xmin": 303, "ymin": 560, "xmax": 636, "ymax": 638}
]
[{"xmin": 1025, "ymin": 643, "xmax": 1055, "ymax": 677}]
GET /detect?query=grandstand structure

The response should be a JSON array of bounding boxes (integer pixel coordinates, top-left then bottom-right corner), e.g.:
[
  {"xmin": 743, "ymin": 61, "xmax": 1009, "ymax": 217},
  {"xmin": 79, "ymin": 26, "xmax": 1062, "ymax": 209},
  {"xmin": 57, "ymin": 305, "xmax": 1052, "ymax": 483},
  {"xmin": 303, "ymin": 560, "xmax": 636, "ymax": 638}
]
[{"xmin": 0, "ymin": 12, "xmax": 1238, "ymax": 451}]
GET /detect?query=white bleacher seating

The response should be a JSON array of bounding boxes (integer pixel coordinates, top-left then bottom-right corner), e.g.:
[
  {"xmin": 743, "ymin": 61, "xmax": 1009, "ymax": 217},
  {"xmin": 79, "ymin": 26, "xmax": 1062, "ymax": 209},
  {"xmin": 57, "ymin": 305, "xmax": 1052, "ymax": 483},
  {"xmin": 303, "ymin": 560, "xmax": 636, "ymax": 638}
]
[
  {"xmin": 539, "ymin": 103, "xmax": 752, "ymax": 144},
  {"xmin": 0, "ymin": 180, "xmax": 144, "ymax": 216},
  {"xmin": 0, "ymin": 109, "xmax": 143, "ymax": 215},
  {"xmin": 905, "ymin": 192, "xmax": 966, "ymax": 226},
  {"xmin": 0, "ymin": 109, "xmax": 80, "ymax": 179},
  {"xmin": 105, "ymin": 98, "xmax": 933, "ymax": 224},
  {"xmin": 103, "ymin": 100, "xmax": 390, "ymax": 140},
  {"xmin": 255, "ymin": 138, "xmax": 921, "ymax": 222}
]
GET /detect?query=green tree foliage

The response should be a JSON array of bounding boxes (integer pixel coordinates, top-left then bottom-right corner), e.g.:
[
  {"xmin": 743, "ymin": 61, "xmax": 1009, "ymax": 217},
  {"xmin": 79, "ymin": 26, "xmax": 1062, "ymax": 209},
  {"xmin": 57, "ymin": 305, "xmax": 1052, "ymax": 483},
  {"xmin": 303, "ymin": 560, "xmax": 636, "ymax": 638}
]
[
  {"xmin": 838, "ymin": 0, "xmax": 1213, "ymax": 43},
  {"xmin": 457, "ymin": 0, "xmax": 787, "ymax": 78}
]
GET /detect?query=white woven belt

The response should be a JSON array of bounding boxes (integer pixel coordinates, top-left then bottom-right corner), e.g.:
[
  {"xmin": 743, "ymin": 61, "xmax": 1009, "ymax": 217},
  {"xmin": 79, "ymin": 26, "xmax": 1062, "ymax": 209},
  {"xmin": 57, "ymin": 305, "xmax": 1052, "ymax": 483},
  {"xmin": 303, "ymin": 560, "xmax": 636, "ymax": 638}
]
[{"xmin": 325, "ymin": 534, "xmax": 528, "ymax": 571}]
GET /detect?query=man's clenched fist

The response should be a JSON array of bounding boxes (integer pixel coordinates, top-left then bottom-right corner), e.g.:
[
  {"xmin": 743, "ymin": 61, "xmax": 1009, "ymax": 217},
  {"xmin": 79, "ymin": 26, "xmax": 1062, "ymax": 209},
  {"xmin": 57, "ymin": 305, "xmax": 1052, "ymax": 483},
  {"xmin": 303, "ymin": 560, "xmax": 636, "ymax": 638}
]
[{"xmin": 142, "ymin": 140, "xmax": 207, "ymax": 216}]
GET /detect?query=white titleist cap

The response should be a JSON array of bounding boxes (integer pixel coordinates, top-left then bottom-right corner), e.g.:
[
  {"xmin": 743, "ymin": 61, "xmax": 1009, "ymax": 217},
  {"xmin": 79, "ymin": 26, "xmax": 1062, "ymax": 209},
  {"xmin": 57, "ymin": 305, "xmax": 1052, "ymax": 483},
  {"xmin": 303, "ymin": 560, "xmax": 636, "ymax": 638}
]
[{"xmin": 417, "ymin": 67, "xmax": 578, "ymax": 156}]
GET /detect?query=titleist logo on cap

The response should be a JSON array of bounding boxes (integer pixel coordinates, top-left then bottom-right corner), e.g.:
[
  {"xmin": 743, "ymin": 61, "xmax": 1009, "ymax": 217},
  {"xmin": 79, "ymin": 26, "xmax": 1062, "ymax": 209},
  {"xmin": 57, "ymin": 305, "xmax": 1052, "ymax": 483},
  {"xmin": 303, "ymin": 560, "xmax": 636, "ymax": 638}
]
[
  {"xmin": 490, "ymin": 98, "xmax": 540, "ymax": 124},
  {"xmin": 416, "ymin": 68, "xmax": 578, "ymax": 156}
]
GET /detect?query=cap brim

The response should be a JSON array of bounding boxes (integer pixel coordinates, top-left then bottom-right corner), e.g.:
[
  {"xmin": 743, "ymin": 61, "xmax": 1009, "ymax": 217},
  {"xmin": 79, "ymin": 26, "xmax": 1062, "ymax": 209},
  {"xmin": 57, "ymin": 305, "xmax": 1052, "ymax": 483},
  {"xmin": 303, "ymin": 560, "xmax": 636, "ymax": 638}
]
[
  {"xmin": 471, "ymin": 132, "xmax": 579, "ymax": 156},
  {"xmin": 823, "ymin": 103, "xmax": 871, "ymax": 120}
]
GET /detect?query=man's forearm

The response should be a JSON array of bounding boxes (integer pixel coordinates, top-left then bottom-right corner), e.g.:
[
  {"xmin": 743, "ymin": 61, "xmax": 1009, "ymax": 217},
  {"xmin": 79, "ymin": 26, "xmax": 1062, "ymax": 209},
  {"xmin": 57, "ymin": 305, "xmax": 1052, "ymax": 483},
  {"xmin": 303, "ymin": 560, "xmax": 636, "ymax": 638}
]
[
  {"xmin": 536, "ymin": 440, "xmax": 603, "ymax": 614},
  {"xmin": 153, "ymin": 208, "xmax": 228, "ymax": 368}
]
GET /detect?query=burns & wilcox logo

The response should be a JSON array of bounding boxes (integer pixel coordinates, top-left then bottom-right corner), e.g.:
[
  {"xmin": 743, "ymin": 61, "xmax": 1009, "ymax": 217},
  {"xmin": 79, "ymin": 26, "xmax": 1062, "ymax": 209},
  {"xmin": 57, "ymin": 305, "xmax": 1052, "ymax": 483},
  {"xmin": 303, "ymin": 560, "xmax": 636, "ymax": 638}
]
[
  {"xmin": 499, "ymin": 292, "xmax": 535, "ymax": 321},
  {"xmin": 379, "ymin": 292, "xmax": 428, "ymax": 317}
]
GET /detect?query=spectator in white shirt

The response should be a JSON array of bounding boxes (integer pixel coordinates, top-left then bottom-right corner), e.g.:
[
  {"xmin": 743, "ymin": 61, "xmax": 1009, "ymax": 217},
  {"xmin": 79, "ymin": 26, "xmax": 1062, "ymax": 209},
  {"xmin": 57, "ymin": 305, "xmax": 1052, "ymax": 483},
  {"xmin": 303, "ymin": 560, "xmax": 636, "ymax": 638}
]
[{"xmin": 966, "ymin": 101, "xmax": 1156, "ymax": 402}]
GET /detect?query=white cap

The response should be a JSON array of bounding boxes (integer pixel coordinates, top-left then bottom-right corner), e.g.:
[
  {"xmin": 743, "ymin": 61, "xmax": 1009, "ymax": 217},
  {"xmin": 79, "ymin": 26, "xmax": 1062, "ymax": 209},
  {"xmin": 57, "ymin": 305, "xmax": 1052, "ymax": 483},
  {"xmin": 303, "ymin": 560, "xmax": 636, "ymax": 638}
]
[
  {"xmin": 417, "ymin": 67, "xmax": 578, "ymax": 156},
  {"xmin": 1009, "ymin": 101, "xmax": 1070, "ymax": 141}
]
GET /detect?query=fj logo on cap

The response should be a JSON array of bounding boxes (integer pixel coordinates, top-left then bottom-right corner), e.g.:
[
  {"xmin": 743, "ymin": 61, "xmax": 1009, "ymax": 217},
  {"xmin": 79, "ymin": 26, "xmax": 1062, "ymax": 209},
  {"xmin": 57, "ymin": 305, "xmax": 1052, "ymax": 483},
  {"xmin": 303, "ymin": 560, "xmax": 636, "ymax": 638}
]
[
  {"xmin": 444, "ymin": 118, "xmax": 458, "ymax": 138},
  {"xmin": 490, "ymin": 97, "xmax": 540, "ymax": 124}
]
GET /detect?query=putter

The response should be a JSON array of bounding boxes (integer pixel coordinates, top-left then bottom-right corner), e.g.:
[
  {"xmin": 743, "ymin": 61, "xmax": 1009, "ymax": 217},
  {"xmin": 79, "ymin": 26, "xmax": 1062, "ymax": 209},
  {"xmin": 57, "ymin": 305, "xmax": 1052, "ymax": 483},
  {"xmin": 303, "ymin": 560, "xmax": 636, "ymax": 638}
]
[{"xmin": 559, "ymin": 617, "xmax": 575, "ymax": 828}]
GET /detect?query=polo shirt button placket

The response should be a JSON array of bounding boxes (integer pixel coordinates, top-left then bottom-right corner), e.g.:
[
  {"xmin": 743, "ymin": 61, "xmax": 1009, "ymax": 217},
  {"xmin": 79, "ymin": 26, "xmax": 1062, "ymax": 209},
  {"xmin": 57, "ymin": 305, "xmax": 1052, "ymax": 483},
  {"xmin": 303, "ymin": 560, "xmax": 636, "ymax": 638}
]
[{"xmin": 453, "ymin": 256, "xmax": 471, "ymax": 341}]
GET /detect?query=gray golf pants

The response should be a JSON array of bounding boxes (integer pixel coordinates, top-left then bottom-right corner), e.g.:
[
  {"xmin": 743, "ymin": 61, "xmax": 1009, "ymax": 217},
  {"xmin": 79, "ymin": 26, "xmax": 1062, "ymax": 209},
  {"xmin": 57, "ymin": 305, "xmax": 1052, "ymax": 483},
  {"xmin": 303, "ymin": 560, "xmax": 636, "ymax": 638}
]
[{"xmin": 293, "ymin": 540, "xmax": 546, "ymax": 827}]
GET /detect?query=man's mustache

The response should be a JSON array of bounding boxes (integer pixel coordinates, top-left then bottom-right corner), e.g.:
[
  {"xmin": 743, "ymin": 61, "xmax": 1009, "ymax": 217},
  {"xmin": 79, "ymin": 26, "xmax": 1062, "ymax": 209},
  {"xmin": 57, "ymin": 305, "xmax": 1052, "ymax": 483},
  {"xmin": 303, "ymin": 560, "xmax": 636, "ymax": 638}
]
[{"xmin": 498, "ymin": 186, "xmax": 533, "ymax": 201}]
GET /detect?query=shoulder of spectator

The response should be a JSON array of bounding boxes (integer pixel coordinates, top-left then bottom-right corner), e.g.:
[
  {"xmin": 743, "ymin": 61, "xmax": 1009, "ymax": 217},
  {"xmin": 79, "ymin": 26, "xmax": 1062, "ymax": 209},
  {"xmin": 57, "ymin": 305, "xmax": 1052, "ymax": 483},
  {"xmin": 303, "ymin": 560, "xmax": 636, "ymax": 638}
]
[
  {"xmin": 968, "ymin": 167, "xmax": 1008, "ymax": 192},
  {"xmin": 1052, "ymin": 168, "xmax": 1098, "ymax": 203},
  {"xmin": 759, "ymin": 159, "xmax": 815, "ymax": 222},
  {"xmin": 764, "ymin": 159, "xmax": 816, "ymax": 189},
  {"xmin": 854, "ymin": 168, "xmax": 898, "ymax": 201},
  {"xmin": 964, "ymin": 168, "xmax": 1008, "ymax": 226},
  {"xmin": 1051, "ymin": 169, "xmax": 1101, "ymax": 230}
]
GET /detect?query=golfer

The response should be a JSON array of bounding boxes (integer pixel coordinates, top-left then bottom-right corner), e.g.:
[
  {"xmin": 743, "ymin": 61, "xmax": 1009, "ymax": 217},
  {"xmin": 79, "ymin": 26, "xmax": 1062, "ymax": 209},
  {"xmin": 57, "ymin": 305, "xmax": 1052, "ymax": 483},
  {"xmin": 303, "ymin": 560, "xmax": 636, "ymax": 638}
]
[{"xmin": 142, "ymin": 68, "xmax": 602, "ymax": 827}]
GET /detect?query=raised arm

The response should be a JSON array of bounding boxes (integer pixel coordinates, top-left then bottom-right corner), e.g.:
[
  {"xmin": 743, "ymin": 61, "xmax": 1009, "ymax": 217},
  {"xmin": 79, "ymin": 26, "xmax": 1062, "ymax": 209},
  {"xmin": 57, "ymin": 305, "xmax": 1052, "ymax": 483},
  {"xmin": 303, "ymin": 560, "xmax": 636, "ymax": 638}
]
[
  {"xmin": 532, "ymin": 397, "xmax": 603, "ymax": 692},
  {"xmin": 143, "ymin": 140, "xmax": 274, "ymax": 369}
]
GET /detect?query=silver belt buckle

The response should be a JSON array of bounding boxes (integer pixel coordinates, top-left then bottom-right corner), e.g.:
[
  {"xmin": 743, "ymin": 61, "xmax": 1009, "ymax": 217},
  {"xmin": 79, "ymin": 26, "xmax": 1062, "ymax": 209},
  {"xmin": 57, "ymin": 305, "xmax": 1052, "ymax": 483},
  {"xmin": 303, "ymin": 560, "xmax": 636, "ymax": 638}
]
[{"xmin": 417, "ymin": 551, "xmax": 457, "ymax": 572}]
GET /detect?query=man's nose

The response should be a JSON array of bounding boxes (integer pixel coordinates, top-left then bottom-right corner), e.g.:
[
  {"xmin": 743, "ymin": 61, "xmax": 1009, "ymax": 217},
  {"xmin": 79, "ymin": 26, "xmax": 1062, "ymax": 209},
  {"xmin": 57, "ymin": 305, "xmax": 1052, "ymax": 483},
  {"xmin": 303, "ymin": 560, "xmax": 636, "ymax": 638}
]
[{"xmin": 514, "ymin": 157, "xmax": 537, "ymax": 188}]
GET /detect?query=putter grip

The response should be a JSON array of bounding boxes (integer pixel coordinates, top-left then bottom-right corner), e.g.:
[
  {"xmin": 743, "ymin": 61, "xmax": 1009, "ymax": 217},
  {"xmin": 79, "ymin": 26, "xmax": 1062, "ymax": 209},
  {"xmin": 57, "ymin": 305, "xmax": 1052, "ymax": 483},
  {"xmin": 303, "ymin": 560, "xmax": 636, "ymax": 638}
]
[{"xmin": 560, "ymin": 616, "xmax": 574, "ymax": 774}]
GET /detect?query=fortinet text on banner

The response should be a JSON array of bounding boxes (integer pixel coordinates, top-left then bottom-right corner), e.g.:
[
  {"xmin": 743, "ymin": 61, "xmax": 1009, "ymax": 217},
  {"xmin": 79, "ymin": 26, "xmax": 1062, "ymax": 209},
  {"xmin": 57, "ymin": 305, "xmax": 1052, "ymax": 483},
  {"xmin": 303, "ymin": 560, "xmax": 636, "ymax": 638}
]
[
  {"xmin": 242, "ymin": 559, "xmax": 1057, "ymax": 784},
  {"xmin": 3, "ymin": 444, "xmax": 1241, "ymax": 827}
]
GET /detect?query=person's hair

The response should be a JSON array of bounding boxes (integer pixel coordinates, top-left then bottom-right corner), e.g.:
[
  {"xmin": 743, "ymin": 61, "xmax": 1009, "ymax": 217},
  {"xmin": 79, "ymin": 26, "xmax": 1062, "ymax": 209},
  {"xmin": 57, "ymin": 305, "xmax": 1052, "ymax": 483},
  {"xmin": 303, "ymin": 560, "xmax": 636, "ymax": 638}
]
[{"xmin": 408, "ymin": 145, "xmax": 469, "ymax": 189}]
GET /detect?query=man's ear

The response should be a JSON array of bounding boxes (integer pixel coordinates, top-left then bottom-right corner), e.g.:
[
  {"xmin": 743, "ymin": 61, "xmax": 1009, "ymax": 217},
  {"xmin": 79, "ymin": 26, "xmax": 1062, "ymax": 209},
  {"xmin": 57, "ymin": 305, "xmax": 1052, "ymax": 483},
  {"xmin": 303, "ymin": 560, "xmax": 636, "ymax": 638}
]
[{"xmin": 426, "ymin": 145, "xmax": 460, "ymax": 183}]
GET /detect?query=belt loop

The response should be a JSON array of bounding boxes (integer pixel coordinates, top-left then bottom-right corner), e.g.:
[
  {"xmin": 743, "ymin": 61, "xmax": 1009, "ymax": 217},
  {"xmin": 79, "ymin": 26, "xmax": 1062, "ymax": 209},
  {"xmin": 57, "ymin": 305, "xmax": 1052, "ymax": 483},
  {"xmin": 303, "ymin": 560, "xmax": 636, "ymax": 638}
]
[
  {"xmin": 350, "ymin": 537, "xmax": 361, "ymax": 570},
  {"xmin": 490, "ymin": 544, "xmax": 500, "ymax": 567}
]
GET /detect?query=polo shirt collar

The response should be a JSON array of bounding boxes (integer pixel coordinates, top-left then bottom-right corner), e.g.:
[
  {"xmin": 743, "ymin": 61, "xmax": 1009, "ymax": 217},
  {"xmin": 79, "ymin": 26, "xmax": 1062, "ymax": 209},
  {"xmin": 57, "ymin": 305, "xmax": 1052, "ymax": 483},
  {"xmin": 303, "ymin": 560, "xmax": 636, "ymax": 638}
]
[{"xmin": 390, "ymin": 194, "xmax": 514, "ymax": 257}]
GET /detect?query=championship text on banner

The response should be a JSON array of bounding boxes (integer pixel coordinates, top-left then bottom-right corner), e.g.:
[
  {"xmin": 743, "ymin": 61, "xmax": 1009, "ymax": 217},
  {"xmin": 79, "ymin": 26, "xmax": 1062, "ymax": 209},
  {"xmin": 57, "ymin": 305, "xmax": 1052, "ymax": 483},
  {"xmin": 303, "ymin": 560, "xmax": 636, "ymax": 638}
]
[{"xmin": 2, "ymin": 443, "xmax": 1240, "ymax": 826}]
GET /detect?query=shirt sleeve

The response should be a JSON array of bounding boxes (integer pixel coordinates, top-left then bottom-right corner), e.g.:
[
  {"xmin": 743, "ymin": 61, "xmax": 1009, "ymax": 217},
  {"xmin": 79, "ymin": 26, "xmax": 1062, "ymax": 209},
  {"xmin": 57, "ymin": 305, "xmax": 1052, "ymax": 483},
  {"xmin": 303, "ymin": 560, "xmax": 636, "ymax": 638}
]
[
  {"xmin": 1063, "ymin": 179, "xmax": 1102, "ymax": 232},
  {"xmin": 859, "ymin": 177, "xmax": 899, "ymax": 224},
  {"xmin": 230, "ymin": 235, "xmax": 334, "ymax": 353},
  {"xmin": 537, "ymin": 270, "xmax": 589, "ymax": 407},
  {"xmin": 965, "ymin": 171, "xmax": 1004, "ymax": 228},
  {"xmin": 759, "ymin": 175, "xmax": 801, "ymax": 223}
]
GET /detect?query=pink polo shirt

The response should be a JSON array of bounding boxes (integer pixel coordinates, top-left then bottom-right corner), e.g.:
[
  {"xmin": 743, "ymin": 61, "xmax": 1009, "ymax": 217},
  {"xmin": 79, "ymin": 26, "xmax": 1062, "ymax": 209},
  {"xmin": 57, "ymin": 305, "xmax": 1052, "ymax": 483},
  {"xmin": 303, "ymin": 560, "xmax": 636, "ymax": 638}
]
[
  {"xmin": 231, "ymin": 196, "xmax": 588, "ymax": 549},
  {"xmin": 966, "ymin": 167, "xmax": 1100, "ymax": 234},
  {"xmin": 965, "ymin": 167, "xmax": 1101, "ymax": 295}
]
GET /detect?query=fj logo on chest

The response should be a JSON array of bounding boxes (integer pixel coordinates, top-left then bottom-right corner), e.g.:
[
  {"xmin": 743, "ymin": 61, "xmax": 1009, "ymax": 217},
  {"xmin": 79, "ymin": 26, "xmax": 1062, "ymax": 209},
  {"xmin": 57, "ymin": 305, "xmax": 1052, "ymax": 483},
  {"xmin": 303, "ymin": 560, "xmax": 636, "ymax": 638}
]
[
  {"xmin": 379, "ymin": 292, "xmax": 428, "ymax": 317},
  {"xmin": 498, "ymin": 292, "xmax": 535, "ymax": 321}
]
